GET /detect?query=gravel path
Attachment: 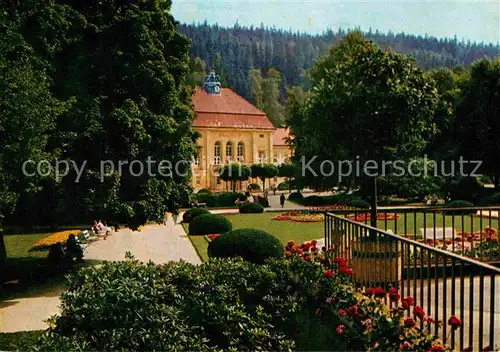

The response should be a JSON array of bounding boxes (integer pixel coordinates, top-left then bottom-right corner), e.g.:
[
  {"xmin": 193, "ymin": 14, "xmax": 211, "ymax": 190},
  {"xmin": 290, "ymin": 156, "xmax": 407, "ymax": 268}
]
[{"xmin": 0, "ymin": 218, "xmax": 201, "ymax": 333}]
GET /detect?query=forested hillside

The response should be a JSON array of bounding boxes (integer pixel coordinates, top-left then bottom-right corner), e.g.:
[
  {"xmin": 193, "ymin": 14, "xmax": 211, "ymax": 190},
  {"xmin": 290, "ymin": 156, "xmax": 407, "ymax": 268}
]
[{"xmin": 179, "ymin": 22, "xmax": 499, "ymax": 102}]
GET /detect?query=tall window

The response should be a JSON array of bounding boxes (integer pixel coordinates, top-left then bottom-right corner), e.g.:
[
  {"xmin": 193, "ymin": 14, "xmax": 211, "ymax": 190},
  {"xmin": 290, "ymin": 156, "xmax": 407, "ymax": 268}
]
[
  {"xmin": 237, "ymin": 142, "xmax": 244, "ymax": 161},
  {"xmin": 214, "ymin": 142, "xmax": 221, "ymax": 164},
  {"xmin": 226, "ymin": 142, "xmax": 233, "ymax": 162}
]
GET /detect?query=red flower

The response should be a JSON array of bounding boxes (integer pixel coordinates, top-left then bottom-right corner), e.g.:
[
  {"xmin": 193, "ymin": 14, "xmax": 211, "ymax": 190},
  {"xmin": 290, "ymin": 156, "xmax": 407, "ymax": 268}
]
[
  {"xmin": 339, "ymin": 264, "xmax": 354, "ymax": 276},
  {"xmin": 286, "ymin": 252, "xmax": 292, "ymax": 257},
  {"xmin": 426, "ymin": 316, "xmax": 435, "ymax": 324},
  {"xmin": 326, "ymin": 297, "xmax": 333, "ymax": 304},
  {"xmin": 414, "ymin": 305, "xmax": 425, "ymax": 320},
  {"xmin": 401, "ymin": 298, "xmax": 411, "ymax": 310},
  {"xmin": 324, "ymin": 269, "xmax": 334, "ymax": 278},
  {"xmin": 311, "ymin": 246, "xmax": 318, "ymax": 252},
  {"xmin": 373, "ymin": 286, "xmax": 386, "ymax": 298},
  {"xmin": 429, "ymin": 345, "xmax": 445, "ymax": 351},
  {"xmin": 311, "ymin": 239, "xmax": 318, "ymax": 246},
  {"xmin": 336, "ymin": 324, "xmax": 345, "ymax": 335},
  {"xmin": 365, "ymin": 287, "xmax": 374, "ymax": 297},
  {"xmin": 389, "ymin": 287, "xmax": 400, "ymax": 301},
  {"xmin": 335, "ymin": 257, "xmax": 347, "ymax": 266},
  {"xmin": 400, "ymin": 341, "xmax": 411, "ymax": 350},
  {"xmin": 448, "ymin": 315, "xmax": 462, "ymax": 330},
  {"xmin": 287, "ymin": 240, "xmax": 295, "ymax": 246},
  {"xmin": 294, "ymin": 247, "xmax": 303, "ymax": 255},
  {"xmin": 404, "ymin": 317, "xmax": 416, "ymax": 328},
  {"xmin": 347, "ymin": 305, "xmax": 358, "ymax": 316},
  {"xmin": 338, "ymin": 309, "xmax": 346, "ymax": 316},
  {"xmin": 404, "ymin": 296, "xmax": 415, "ymax": 306},
  {"xmin": 304, "ymin": 255, "xmax": 311, "ymax": 261}
]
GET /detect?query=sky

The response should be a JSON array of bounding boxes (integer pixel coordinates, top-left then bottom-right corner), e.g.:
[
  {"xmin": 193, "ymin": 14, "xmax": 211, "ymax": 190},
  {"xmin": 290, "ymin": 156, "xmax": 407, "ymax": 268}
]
[{"xmin": 171, "ymin": 0, "xmax": 500, "ymax": 45}]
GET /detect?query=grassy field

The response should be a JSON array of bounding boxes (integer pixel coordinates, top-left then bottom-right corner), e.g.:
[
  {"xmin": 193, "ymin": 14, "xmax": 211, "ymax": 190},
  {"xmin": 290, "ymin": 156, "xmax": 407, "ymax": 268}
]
[
  {"xmin": 0, "ymin": 331, "xmax": 43, "ymax": 351},
  {"xmin": 2, "ymin": 231, "xmax": 67, "ymax": 300},
  {"xmin": 185, "ymin": 212, "xmax": 324, "ymax": 262},
  {"xmin": 185, "ymin": 211, "xmax": 500, "ymax": 261},
  {"xmin": 373, "ymin": 212, "xmax": 499, "ymax": 237}
]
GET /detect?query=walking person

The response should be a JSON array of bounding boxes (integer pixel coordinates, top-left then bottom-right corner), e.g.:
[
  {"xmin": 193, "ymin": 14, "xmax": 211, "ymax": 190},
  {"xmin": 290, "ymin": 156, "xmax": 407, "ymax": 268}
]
[
  {"xmin": 171, "ymin": 201, "xmax": 179, "ymax": 225},
  {"xmin": 280, "ymin": 193, "xmax": 285, "ymax": 208},
  {"xmin": 163, "ymin": 211, "xmax": 169, "ymax": 226}
]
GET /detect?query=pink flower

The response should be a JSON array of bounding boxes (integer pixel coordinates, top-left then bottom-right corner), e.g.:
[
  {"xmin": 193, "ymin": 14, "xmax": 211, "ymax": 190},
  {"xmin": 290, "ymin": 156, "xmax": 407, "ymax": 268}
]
[
  {"xmin": 326, "ymin": 297, "xmax": 333, "ymax": 304},
  {"xmin": 336, "ymin": 324, "xmax": 345, "ymax": 335},
  {"xmin": 338, "ymin": 309, "xmax": 346, "ymax": 316},
  {"xmin": 347, "ymin": 305, "xmax": 358, "ymax": 316},
  {"xmin": 324, "ymin": 269, "xmax": 334, "ymax": 278}
]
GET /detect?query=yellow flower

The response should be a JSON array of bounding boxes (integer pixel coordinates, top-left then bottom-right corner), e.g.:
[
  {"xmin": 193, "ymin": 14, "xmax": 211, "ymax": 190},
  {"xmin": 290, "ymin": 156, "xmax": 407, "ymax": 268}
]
[{"xmin": 30, "ymin": 230, "xmax": 81, "ymax": 251}]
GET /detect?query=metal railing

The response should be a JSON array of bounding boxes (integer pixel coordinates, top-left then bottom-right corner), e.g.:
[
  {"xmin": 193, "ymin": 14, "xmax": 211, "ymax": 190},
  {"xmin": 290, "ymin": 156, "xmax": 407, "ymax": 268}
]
[{"xmin": 325, "ymin": 209, "xmax": 500, "ymax": 351}]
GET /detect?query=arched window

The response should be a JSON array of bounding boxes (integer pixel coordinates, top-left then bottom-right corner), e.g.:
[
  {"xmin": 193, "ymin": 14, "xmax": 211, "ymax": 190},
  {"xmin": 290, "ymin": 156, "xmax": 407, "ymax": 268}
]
[
  {"xmin": 237, "ymin": 142, "xmax": 244, "ymax": 161},
  {"xmin": 226, "ymin": 142, "xmax": 233, "ymax": 162},
  {"xmin": 214, "ymin": 142, "xmax": 221, "ymax": 164}
]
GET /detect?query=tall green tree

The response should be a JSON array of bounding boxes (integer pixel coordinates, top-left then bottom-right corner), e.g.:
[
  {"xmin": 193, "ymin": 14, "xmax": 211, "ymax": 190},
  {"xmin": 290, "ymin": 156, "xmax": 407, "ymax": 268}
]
[
  {"xmin": 292, "ymin": 32, "xmax": 439, "ymax": 226},
  {"xmin": 8, "ymin": 0, "xmax": 198, "ymax": 229},
  {"xmin": 186, "ymin": 57, "xmax": 207, "ymax": 87},
  {"xmin": 456, "ymin": 59, "xmax": 500, "ymax": 185},
  {"xmin": 249, "ymin": 69, "xmax": 264, "ymax": 108},
  {"xmin": 250, "ymin": 164, "xmax": 278, "ymax": 191},
  {"xmin": 0, "ymin": 13, "xmax": 68, "ymax": 270},
  {"xmin": 261, "ymin": 68, "xmax": 285, "ymax": 126}
]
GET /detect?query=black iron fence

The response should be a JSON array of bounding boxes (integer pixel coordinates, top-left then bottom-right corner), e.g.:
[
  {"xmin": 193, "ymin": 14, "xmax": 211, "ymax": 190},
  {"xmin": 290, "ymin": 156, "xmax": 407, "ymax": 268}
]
[{"xmin": 325, "ymin": 209, "xmax": 500, "ymax": 351}]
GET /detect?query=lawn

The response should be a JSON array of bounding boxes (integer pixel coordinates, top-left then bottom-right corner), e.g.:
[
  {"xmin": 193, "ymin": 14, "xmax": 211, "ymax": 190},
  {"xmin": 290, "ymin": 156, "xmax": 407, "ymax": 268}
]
[
  {"xmin": 185, "ymin": 211, "xmax": 500, "ymax": 262},
  {"xmin": 185, "ymin": 212, "xmax": 323, "ymax": 261},
  {"xmin": 2, "ymin": 231, "xmax": 66, "ymax": 300},
  {"xmin": 373, "ymin": 212, "xmax": 499, "ymax": 237}
]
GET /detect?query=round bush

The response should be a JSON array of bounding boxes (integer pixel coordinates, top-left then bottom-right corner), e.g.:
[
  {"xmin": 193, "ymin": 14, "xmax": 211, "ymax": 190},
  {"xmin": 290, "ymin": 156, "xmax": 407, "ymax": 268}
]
[
  {"xmin": 348, "ymin": 199, "xmax": 371, "ymax": 209},
  {"xmin": 208, "ymin": 228, "xmax": 284, "ymax": 264},
  {"xmin": 188, "ymin": 214, "xmax": 233, "ymax": 236},
  {"xmin": 288, "ymin": 192, "xmax": 303, "ymax": 202},
  {"xmin": 302, "ymin": 195, "xmax": 325, "ymax": 206},
  {"xmin": 277, "ymin": 182, "xmax": 289, "ymax": 190},
  {"xmin": 247, "ymin": 183, "xmax": 261, "ymax": 191},
  {"xmin": 239, "ymin": 203, "xmax": 264, "ymax": 213},
  {"xmin": 257, "ymin": 196, "xmax": 269, "ymax": 207},
  {"xmin": 182, "ymin": 208, "xmax": 210, "ymax": 223}
]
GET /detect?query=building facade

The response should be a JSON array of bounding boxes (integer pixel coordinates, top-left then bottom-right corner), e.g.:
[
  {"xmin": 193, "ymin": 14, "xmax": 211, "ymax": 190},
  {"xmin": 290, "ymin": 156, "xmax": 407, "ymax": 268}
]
[{"xmin": 190, "ymin": 72, "xmax": 292, "ymax": 191}]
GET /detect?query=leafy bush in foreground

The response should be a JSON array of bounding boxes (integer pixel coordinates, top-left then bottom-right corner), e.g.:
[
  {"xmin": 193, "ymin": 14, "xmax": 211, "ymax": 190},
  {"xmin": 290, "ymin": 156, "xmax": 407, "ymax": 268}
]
[
  {"xmin": 208, "ymin": 228, "xmax": 283, "ymax": 264},
  {"xmin": 21, "ymin": 247, "xmax": 454, "ymax": 352},
  {"xmin": 288, "ymin": 192, "xmax": 303, "ymax": 202}
]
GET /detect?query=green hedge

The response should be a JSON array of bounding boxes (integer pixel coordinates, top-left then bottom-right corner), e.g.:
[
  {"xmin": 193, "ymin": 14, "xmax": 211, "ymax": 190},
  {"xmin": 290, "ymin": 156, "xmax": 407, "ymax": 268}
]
[
  {"xmin": 239, "ymin": 203, "xmax": 264, "ymax": 213},
  {"xmin": 247, "ymin": 183, "xmax": 261, "ymax": 191},
  {"xmin": 208, "ymin": 228, "xmax": 283, "ymax": 264},
  {"xmin": 302, "ymin": 195, "xmax": 324, "ymax": 206},
  {"xmin": 277, "ymin": 182, "xmax": 289, "ymax": 190},
  {"xmin": 347, "ymin": 199, "xmax": 371, "ymax": 209},
  {"xmin": 193, "ymin": 191, "xmax": 245, "ymax": 207},
  {"xmin": 257, "ymin": 196, "xmax": 269, "ymax": 207},
  {"xmin": 188, "ymin": 214, "xmax": 233, "ymax": 235},
  {"xmin": 182, "ymin": 208, "xmax": 210, "ymax": 223}
]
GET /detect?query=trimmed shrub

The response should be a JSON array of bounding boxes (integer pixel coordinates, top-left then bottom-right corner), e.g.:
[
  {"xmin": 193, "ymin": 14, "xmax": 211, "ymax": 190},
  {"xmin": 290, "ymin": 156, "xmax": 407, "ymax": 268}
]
[
  {"xmin": 215, "ymin": 192, "xmax": 241, "ymax": 207},
  {"xmin": 188, "ymin": 214, "xmax": 233, "ymax": 236},
  {"xmin": 302, "ymin": 195, "xmax": 325, "ymax": 206},
  {"xmin": 288, "ymin": 192, "xmax": 303, "ymax": 202},
  {"xmin": 477, "ymin": 192, "xmax": 500, "ymax": 206},
  {"xmin": 239, "ymin": 203, "xmax": 264, "ymax": 213},
  {"xmin": 348, "ymin": 199, "xmax": 371, "ymax": 209},
  {"xmin": 257, "ymin": 196, "xmax": 269, "ymax": 207},
  {"xmin": 197, "ymin": 188, "xmax": 212, "ymax": 194},
  {"xmin": 445, "ymin": 200, "xmax": 475, "ymax": 215},
  {"xmin": 208, "ymin": 228, "xmax": 283, "ymax": 264},
  {"xmin": 247, "ymin": 183, "xmax": 261, "ymax": 191},
  {"xmin": 182, "ymin": 208, "xmax": 210, "ymax": 223},
  {"xmin": 277, "ymin": 182, "xmax": 289, "ymax": 190}
]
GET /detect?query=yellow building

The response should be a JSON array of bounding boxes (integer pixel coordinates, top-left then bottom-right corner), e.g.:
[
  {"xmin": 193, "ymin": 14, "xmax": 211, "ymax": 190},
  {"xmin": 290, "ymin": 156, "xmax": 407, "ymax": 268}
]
[{"xmin": 191, "ymin": 72, "xmax": 292, "ymax": 191}]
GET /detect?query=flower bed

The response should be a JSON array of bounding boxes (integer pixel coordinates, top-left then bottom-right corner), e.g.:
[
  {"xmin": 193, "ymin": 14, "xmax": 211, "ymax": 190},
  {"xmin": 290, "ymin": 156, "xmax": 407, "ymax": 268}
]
[
  {"xmin": 345, "ymin": 212, "xmax": 400, "ymax": 221},
  {"xmin": 307, "ymin": 205, "xmax": 350, "ymax": 211},
  {"xmin": 30, "ymin": 230, "xmax": 82, "ymax": 252},
  {"xmin": 272, "ymin": 210, "xmax": 324, "ymax": 222}
]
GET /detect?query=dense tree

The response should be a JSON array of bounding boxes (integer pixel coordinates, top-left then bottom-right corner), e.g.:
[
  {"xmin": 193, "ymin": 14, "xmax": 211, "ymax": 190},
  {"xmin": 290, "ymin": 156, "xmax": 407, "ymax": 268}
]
[
  {"xmin": 0, "ymin": 12, "xmax": 70, "ymax": 271},
  {"xmin": 186, "ymin": 57, "xmax": 207, "ymax": 87},
  {"xmin": 250, "ymin": 164, "xmax": 278, "ymax": 191},
  {"xmin": 455, "ymin": 59, "xmax": 500, "ymax": 185},
  {"xmin": 179, "ymin": 22, "xmax": 498, "ymax": 99},
  {"xmin": 261, "ymin": 69, "xmax": 285, "ymax": 126},
  {"xmin": 3, "ymin": 0, "xmax": 198, "ymax": 229},
  {"xmin": 292, "ymin": 32, "xmax": 440, "ymax": 226},
  {"xmin": 218, "ymin": 164, "xmax": 251, "ymax": 192}
]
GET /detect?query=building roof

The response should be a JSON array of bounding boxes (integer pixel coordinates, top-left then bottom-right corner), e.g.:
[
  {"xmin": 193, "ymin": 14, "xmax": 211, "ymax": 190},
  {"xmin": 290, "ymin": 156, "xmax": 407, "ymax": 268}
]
[
  {"xmin": 273, "ymin": 128, "xmax": 290, "ymax": 146},
  {"xmin": 192, "ymin": 87, "xmax": 275, "ymax": 130}
]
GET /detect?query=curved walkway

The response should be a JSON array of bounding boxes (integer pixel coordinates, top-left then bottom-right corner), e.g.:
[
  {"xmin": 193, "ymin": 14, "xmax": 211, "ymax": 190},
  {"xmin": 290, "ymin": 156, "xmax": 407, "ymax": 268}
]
[{"xmin": 0, "ymin": 218, "xmax": 200, "ymax": 333}]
